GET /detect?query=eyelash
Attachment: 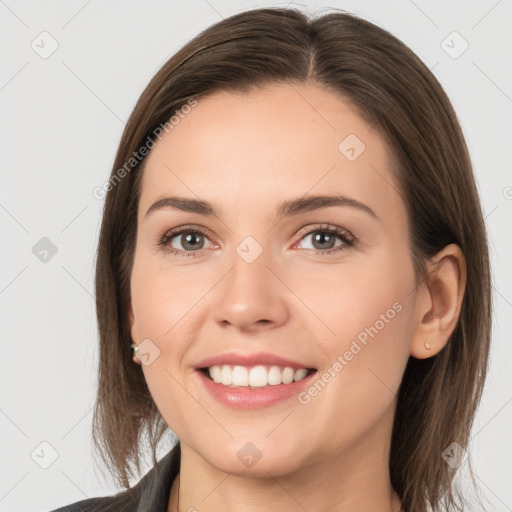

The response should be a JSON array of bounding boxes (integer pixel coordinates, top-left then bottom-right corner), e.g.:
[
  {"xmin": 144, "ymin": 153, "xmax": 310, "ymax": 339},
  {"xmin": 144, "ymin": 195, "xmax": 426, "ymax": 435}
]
[{"xmin": 158, "ymin": 223, "xmax": 355, "ymax": 258}]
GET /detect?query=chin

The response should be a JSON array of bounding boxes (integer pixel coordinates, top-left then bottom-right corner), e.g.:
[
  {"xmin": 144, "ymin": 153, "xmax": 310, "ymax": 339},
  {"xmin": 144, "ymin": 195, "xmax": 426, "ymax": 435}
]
[{"xmin": 198, "ymin": 439, "xmax": 304, "ymax": 478}]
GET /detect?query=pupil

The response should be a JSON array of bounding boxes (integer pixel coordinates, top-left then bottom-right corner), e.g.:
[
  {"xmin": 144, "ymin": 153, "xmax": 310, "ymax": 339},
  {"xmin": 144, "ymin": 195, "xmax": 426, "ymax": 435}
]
[
  {"xmin": 183, "ymin": 232, "xmax": 203, "ymax": 250},
  {"xmin": 314, "ymin": 231, "xmax": 334, "ymax": 250}
]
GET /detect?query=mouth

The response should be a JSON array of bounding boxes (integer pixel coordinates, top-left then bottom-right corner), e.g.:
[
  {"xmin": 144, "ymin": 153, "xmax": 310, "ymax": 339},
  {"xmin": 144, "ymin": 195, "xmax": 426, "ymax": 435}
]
[{"xmin": 197, "ymin": 365, "xmax": 318, "ymax": 389}]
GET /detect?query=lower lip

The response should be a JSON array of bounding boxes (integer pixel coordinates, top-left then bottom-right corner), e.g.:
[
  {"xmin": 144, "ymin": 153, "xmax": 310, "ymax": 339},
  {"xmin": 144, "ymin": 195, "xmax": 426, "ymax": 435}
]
[{"xmin": 195, "ymin": 369, "xmax": 317, "ymax": 409}]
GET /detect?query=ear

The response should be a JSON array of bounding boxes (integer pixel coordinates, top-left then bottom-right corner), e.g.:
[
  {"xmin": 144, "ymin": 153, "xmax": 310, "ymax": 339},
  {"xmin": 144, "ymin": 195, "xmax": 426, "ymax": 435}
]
[
  {"xmin": 410, "ymin": 243, "xmax": 467, "ymax": 359},
  {"xmin": 129, "ymin": 303, "xmax": 142, "ymax": 365},
  {"xmin": 129, "ymin": 303, "xmax": 136, "ymax": 341}
]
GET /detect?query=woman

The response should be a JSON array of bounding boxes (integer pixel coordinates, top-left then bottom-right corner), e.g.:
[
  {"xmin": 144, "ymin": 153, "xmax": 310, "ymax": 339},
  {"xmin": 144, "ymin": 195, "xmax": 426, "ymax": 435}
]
[{"xmin": 50, "ymin": 6, "xmax": 491, "ymax": 512}]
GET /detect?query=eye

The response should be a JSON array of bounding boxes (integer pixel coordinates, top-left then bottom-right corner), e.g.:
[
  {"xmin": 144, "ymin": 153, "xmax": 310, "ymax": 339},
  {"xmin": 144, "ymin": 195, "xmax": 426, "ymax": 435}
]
[
  {"xmin": 159, "ymin": 225, "xmax": 215, "ymax": 257},
  {"xmin": 158, "ymin": 223, "xmax": 355, "ymax": 257},
  {"xmin": 294, "ymin": 223, "xmax": 354, "ymax": 255}
]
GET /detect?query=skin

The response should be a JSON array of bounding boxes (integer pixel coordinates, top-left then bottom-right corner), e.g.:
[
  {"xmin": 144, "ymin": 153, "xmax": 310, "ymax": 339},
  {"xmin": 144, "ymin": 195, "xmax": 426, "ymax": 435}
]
[{"xmin": 128, "ymin": 82, "xmax": 466, "ymax": 512}]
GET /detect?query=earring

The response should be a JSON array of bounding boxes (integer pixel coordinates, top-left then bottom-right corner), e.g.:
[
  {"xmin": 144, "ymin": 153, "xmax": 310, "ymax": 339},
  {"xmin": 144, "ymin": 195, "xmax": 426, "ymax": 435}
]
[
  {"xmin": 424, "ymin": 341, "xmax": 432, "ymax": 350},
  {"xmin": 131, "ymin": 343, "xmax": 139, "ymax": 363}
]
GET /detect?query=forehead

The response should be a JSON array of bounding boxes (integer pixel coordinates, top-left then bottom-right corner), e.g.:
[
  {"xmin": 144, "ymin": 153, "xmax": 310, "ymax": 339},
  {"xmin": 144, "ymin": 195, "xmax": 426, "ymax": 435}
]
[{"xmin": 138, "ymin": 83, "xmax": 403, "ymax": 223}]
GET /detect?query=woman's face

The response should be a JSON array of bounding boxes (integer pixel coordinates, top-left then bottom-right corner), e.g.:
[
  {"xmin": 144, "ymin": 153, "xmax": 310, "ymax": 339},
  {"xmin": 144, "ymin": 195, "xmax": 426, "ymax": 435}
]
[{"xmin": 129, "ymin": 82, "xmax": 417, "ymax": 476}]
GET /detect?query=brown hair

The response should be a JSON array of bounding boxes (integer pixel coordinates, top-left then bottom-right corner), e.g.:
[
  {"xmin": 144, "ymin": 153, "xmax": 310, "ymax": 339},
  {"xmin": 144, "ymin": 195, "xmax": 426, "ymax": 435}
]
[{"xmin": 91, "ymin": 7, "xmax": 492, "ymax": 511}]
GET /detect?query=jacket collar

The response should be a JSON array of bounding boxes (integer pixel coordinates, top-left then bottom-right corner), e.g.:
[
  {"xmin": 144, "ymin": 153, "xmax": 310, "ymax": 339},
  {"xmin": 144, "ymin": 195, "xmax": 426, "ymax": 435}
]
[{"xmin": 133, "ymin": 441, "xmax": 181, "ymax": 512}]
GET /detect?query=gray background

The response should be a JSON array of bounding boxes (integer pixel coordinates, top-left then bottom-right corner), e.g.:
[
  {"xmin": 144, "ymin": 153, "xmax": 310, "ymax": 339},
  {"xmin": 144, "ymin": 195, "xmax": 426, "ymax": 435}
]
[{"xmin": 1, "ymin": 1, "xmax": 511, "ymax": 511}]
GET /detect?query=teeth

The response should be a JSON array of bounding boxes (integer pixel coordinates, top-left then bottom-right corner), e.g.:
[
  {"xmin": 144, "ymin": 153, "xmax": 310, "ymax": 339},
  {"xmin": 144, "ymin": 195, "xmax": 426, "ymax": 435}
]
[
  {"xmin": 268, "ymin": 365, "xmax": 282, "ymax": 385},
  {"xmin": 207, "ymin": 365, "xmax": 310, "ymax": 387},
  {"xmin": 221, "ymin": 365, "xmax": 232, "ymax": 385},
  {"xmin": 282, "ymin": 367, "xmax": 295, "ymax": 384},
  {"xmin": 249, "ymin": 366, "xmax": 267, "ymax": 387},
  {"xmin": 232, "ymin": 366, "xmax": 248, "ymax": 386}
]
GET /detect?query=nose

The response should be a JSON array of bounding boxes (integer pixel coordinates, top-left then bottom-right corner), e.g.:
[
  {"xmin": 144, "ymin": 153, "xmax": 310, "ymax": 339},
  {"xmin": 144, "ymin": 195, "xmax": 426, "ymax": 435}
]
[{"xmin": 212, "ymin": 249, "xmax": 289, "ymax": 332}]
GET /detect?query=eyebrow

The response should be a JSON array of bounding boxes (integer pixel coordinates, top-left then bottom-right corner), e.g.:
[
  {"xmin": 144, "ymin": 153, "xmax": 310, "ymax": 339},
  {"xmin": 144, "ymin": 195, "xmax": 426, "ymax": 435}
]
[{"xmin": 145, "ymin": 194, "xmax": 377, "ymax": 220}]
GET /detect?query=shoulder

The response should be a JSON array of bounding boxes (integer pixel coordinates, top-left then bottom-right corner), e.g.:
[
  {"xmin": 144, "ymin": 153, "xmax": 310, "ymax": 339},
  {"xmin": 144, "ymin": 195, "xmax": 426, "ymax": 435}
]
[
  {"xmin": 47, "ymin": 443, "xmax": 181, "ymax": 512},
  {"xmin": 47, "ymin": 492, "xmax": 133, "ymax": 512}
]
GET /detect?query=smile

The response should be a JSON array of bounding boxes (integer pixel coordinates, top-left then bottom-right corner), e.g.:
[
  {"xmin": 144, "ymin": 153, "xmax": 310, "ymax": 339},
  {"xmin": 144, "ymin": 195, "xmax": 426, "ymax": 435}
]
[{"xmin": 202, "ymin": 364, "xmax": 316, "ymax": 388}]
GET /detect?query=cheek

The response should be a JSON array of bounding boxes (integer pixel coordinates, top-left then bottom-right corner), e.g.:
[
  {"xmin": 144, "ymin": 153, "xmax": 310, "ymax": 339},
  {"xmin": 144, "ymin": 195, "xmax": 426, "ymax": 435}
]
[
  {"xmin": 130, "ymin": 249, "xmax": 207, "ymax": 339},
  {"xmin": 291, "ymin": 244, "xmax": 413, "ymax": 340},
  {"xmin": 300, "ymin": 288, "xmax": 411, "ymax": 450},
  {"xmin": 298, "ymin": 246, "xmax": 414, "ymax": 396},
  {"xmin": 141, "ymin": 363, "xmax": 196, "ymax": 442},
  {"xmin": 130, "ymin": 253, "xmax": 208, "ymax": 422}
]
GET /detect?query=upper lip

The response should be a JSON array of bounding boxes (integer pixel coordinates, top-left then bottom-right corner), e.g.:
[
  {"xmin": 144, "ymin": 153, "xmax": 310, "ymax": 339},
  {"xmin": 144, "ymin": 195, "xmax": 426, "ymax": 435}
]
[{"xmin": 195, "ymin": 351, "xmax": 316, "ymax": 371}]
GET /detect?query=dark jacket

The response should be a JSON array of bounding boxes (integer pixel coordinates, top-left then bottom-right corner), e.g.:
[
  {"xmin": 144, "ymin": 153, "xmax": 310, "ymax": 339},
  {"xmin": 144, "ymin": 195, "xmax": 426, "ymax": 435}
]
[{"xmin": 48, "ymin": 442, "xmax": 181, "ymax": 512}]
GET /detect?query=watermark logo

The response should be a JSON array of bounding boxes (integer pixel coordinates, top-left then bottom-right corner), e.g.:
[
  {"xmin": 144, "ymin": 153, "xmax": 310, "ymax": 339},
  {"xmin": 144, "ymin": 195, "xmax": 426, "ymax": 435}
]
[
  {"xmin": 441, "ymin": 441, "xmax": 466, "ymax": 468},
  {"xmin": 31, "ymin": 441, "xmax": 59, "ymax": 469},
  {"xmin": 338, "ymin": 133, "xmax": 366, "ymax": 161},
  {"xmin": 441, "ymin": 31, "xmax": 469, "ymax": 59},
  {"xmin": 93, "ymin": 97, "xmax": 198, "ymax": 200},
  {"xmin": 298, "ymin": 301, "xmax": 403, "ymax": 404},
  {"xmin": 31, "ymin": 31, "xmax": 59, "ymax": 59},
  {"xmin": 32, "ymin": 237, "xmax": 58, "ymax": 263},
  {"xmin": 237, "ymin": 442, "xmax": 263, "ymax": 468},
  {"xmin": 236, "ymin": 236, "xmax": 264, "ymax": 264},
  {"xmin": 134, "ymin": 338, "xmax": 161, "ymax": 366}
]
